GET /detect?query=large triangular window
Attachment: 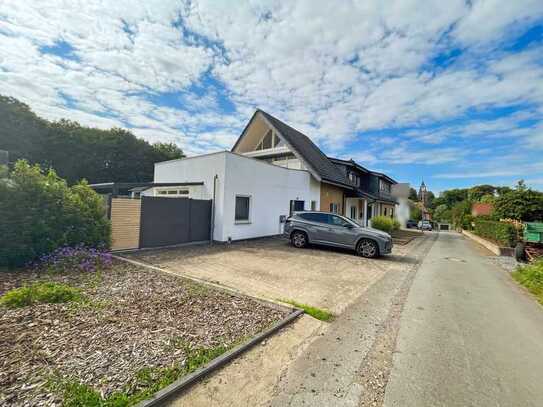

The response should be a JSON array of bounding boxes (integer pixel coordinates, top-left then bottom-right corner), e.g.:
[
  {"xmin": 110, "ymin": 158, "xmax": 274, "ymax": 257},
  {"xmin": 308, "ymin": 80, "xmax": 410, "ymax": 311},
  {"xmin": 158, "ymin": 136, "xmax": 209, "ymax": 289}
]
[{"xmin": 255, "ymin": 129, "xmax": 280, "ymax": 150}]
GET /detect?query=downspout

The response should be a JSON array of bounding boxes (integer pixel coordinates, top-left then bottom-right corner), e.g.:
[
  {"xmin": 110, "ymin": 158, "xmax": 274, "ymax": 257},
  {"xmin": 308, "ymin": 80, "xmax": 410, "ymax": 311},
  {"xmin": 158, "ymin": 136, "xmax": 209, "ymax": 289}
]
[{"xmin": 210, "ymin": 174, "xmax": 218, "ymax": 245}]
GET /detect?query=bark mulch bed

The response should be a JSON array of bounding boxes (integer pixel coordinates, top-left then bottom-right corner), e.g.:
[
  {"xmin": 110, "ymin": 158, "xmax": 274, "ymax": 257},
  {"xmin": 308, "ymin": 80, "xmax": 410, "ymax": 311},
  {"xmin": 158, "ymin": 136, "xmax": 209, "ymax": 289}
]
[{"xmin": 0, "ymin": 261, "xmax": 288, "ymax": 406}]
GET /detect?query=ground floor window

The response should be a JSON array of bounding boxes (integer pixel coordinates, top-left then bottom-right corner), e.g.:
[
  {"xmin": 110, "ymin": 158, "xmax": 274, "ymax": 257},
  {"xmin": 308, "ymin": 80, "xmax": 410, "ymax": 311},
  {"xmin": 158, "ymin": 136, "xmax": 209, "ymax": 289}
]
[
  {"xmin": 235, "ymin": 195, "xmax": 251, "ymax": 222},
  {"xmin": 311, "ymin": 200, "xmax": 317, "ymax": 210},
  {"xmin": 290, "ymin": 200, "xmax": 305, "ymax": 214},
  {"xmin": 384, "ymin": 207, "xmax": 388, "ymax": 216},
  {"xmin": 350, "ymin": 206, "xmax": 357, "ymax": 219},
  {"xmin": 156, "ymin": 188, "xmax": 189, "ymax": 197},
  {"xmin": 330, "ymin": 203, "xmax": 339, "ymax": 213}
]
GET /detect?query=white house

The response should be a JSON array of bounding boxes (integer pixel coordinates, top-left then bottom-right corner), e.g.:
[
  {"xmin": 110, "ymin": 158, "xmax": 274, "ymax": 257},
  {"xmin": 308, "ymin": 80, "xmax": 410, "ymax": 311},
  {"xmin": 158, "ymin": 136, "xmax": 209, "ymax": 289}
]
[
  {"xmin": 149, "ymin": 151, "xmax": 319, "ymax": 241},
  {"xmin": 146, "ymin": 109, "xmax": 407, "ymax": 242}
]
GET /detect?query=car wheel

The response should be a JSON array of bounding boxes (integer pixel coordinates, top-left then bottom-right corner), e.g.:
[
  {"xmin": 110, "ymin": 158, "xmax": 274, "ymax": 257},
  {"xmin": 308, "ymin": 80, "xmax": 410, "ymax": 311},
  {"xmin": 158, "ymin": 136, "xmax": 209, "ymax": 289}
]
[
  {"xmin": 357, "ymin": 239, "xmax": 379, "ymax": 258},
  {"xmin": 291, "ymin": 231, "xmax": 307, "ymax": 248}
]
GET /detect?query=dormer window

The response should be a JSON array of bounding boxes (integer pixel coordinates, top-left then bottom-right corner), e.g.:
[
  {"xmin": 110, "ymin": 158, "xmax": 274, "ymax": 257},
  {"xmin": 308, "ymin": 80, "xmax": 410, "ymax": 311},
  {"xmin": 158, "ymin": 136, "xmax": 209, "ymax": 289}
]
[
  {"xmin": 256, "ymin": 130, "xmax": 280, "ymax": 150},
  {"xmin": 348, "ymin": 172, "xmax": 360, "ymax": 187}
]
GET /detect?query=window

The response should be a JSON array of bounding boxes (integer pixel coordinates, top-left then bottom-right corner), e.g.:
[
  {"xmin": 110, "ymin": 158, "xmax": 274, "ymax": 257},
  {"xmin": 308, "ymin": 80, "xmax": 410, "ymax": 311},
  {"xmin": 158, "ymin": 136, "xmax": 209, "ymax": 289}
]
[
  {"xmin": 299, "ymin": 213, "xmax": 328, "ymax": 223},
  {"xmin": 235, "ymin": 195, "xmax": 250, "ymax": 222},
  {"xmin": 384, "ymin": 207, "xmax": 387, "ymax": 216},
  {"xmin": 350, "ymin": 206, "xmax": 357, "ymax": 219},
  {"xmin": 330, "ymin": 203, "xmax": 339, "ymax": 213},
  {"xmin": 256, "ymin": 130, "xmax": 280, "ymax": 150},
  {"xmin": 379, "ymin": 180, "xmax": 391, "ymax": 193},
  {"xmin": 156, "ymin": 188, "xmax": 189, "ymax": 197},
  {"xmin": 311, "ymin": 200, "xmax": 317, "ymax": 210},
  {"xmin": 329, "ymin": 215, "xmax": 350, "ymax": 227},
  {"xmin": 290, "ymin": 200, "xmax": 305, "ymax": 214},
  {"xmin": 349, "ymin": 172, "xmax": 360, "ymax": 187}
]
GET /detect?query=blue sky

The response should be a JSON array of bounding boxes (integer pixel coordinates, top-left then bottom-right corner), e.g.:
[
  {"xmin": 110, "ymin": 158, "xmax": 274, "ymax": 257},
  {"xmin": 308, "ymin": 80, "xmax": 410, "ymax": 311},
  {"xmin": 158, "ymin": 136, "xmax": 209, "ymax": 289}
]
[{"xmin": 1, "ymin": 1, "xmax": 542, "ymax": 194}]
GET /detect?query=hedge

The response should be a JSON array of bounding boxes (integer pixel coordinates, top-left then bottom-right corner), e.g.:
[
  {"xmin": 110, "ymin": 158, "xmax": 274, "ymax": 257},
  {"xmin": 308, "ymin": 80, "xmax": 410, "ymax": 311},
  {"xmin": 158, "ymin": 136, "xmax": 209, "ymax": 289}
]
[
  {"xmin": 473, "ymin": 219, "xmax": 517, "ymax": 247},
  {"xmin": 371, "ymin": 216, "xmax": 394, "ymax": 233},
  {"xmin": 0, "ymin": 161, "xmax": 111, "ymax": 267}
]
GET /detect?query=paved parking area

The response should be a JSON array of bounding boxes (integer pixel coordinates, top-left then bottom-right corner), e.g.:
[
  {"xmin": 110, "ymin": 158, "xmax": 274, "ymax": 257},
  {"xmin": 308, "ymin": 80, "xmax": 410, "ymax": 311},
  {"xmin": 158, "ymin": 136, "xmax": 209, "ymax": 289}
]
[{"xmin": 125, "ymin": 237, "xmax": 417, "ymax": 315}]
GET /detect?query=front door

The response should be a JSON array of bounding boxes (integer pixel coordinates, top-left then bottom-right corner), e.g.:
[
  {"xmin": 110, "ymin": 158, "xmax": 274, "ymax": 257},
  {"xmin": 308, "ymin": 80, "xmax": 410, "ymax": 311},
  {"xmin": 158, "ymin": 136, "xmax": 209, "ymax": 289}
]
[{"xmin": 350, "ymin": 205, "xmax": 357, "ymax": 220}]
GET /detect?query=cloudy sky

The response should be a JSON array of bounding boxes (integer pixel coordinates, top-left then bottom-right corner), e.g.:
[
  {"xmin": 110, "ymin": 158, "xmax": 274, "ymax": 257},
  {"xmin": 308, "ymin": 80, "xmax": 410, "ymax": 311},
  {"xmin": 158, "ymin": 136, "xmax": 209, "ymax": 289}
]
[{"xmin": 1, "ymin": 0, "xmax": 542, "ymax": 192}]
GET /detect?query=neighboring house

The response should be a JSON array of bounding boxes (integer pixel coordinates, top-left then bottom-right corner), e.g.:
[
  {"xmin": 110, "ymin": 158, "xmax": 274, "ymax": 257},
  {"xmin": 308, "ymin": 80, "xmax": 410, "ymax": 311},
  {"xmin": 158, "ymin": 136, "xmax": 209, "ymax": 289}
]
[
  {"xmin": 144, "ymin": 109, "xmax": 405, "ymax": 242},
  {"xmin": 472, "ymin": 202, "xmax": 493, "ymax": 217},
  {"xmin": 327, "ymin": 158, "xmax": 398, "ymax": 225}
]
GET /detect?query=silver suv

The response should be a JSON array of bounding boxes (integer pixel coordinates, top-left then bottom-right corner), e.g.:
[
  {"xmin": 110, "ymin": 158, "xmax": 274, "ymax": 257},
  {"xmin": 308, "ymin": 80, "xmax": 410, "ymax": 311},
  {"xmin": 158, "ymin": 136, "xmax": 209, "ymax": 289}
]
[{"xmin": 284, "ymin": 211, "xmax": 393, "ymax": 258}]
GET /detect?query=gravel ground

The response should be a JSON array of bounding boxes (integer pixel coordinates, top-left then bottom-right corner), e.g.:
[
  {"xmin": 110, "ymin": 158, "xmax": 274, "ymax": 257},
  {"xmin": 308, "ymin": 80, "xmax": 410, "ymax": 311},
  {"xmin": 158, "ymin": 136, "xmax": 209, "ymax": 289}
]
[
  {"xmin": 486, "ymin": 255, "xmax": 519, "ymax": 273},
  {"xmin": 0, "ymin": 262, "xmax": 287, "ymax": 406}
]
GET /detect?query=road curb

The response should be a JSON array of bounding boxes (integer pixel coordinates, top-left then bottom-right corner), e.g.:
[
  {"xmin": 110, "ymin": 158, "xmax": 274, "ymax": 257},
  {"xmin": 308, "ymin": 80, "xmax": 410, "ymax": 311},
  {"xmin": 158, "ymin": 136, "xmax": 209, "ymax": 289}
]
[
  {"xmin": 112, "ymin": 254, "xmax": 305, "ymax": 406},
  {"xmin": 137, "ymin": 309, "xmax": 304, "ymax": 407}
]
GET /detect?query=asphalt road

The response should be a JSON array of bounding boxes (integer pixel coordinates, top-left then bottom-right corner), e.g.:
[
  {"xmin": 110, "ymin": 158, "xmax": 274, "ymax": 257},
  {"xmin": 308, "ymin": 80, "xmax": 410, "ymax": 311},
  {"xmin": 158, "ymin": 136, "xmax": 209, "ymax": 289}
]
[{"xmin": 384, "ymin": 232, "xmax": 543, "ymax": 407}]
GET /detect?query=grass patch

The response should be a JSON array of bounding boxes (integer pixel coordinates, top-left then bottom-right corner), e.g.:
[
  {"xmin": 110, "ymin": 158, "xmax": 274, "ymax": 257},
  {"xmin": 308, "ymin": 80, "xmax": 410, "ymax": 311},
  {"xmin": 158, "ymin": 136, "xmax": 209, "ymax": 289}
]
[
  {"xmin": 50, "ymin": 344, "xmax": 228, "ymax": 406},
  {"xmin": 280, "ymin": 299, "xmax": 333, "ymax": 321},
  {"xmin": 512, "ymin": 259, "xmax": 543, "ymax": 304},
  {"xmin": 0, "ymin": 282, "xmax": 82, "ymax": 308}
]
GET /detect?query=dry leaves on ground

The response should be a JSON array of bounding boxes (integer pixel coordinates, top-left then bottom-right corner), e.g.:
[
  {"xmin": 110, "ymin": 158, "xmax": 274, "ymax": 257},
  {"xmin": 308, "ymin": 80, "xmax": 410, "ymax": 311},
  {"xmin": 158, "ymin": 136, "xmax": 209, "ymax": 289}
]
[{"xmin": 0, "ymin": 261, "xmax": 287, "ymax": 406}]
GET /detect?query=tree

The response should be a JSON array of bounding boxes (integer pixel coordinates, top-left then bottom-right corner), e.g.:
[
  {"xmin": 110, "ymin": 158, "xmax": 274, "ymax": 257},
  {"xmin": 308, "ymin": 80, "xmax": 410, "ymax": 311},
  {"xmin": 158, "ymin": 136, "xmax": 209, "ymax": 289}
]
[
  {"xmin": 0, "ymin": 95, "xmax": 185, "ymax": 184},
  {"xmin": 410, "ymin": 204, "xmax": 422, "ymax": 221},
  {"xmin": 451, "ymin": 200, "xmax": 473, "ymax": 229},
  {"xmin": 152, "ymin": 142, "xmax": 185, "ymax": 161},
  {"xmin": 480, "ymin": 194, "xmax": 496, "ymax": 204},
  {"xmin": 426, "ymin": 191, "xmax": 436, "ymax": 209},
  {"xmin": 409, "ymin": 187, "xmax": 418, "ymax": 201},
  {"xmin": 433, "ymin": 204, "xmax": 451, "ymax": 222},
  {"xmin": 468, "ymin": 184, "xmax": 496, "ymax": 202},
  {"xmin": 434, "ymin": 188, "xmax": 469, "ymax": 209},
  {"xmin": 493, "ymin": 184, "xmax": 543, "ymax": 221}
]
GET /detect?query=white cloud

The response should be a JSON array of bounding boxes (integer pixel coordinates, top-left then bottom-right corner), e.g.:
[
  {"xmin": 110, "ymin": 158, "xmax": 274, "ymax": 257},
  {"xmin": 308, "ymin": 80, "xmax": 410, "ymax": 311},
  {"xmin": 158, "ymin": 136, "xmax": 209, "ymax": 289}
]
[{"xmin": 0, "ymin": 0, "xmax": 542, "ymax": 171}]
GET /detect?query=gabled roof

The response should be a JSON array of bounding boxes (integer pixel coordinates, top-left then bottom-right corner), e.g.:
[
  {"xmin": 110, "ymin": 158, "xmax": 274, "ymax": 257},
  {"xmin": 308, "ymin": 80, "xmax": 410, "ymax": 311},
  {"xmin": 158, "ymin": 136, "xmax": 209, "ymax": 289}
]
[
  {"xmin": 328, "ymin": 157, "xmax": 371, "ymax": 174},
  {"xmin": 370, "ymin": 171, "xmax": 398, "ymax": 185},
  {"xmin": 233, "ymin": 110, "xmax": 352, "ymax": 188}
]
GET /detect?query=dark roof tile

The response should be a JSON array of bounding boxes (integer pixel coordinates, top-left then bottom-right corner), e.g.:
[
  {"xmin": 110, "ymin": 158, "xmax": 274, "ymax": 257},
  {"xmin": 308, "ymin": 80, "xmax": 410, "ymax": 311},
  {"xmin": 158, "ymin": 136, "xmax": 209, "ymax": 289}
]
[{"xmin": 257, "ymin": 110, "xmax": 351, "ymax": 187}]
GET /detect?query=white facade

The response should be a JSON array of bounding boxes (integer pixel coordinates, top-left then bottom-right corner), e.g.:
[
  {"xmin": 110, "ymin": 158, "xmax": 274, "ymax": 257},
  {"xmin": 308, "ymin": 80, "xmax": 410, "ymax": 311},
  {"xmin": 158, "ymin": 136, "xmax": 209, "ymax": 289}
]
[{"xmin": 154, "ymin": 151, "xmax": 320, "ymax": 242}]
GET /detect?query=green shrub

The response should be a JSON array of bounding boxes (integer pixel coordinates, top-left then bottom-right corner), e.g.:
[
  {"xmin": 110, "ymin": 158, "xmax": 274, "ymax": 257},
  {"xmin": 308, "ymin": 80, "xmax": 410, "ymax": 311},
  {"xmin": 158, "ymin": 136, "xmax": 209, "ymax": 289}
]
[
  {"xmin": 0, "ymin": 282, "xmax": 82, "ymax": 308},
  {"xmin": 371, "ymin": 216, "xmax": 394, "ymax": 233},
  {"xmin": 0, "ymin": 160, "xmax": 111, "ymax": 267},
  {"xmin": 392, "ymin": 219, "xmax": 401, "ymax": 231},
  {"xmin": 473, "ymin": 219, "xmax": 518, "ymax": 247},
  {"xmin": 512, "ymin": 260, "xmax": 543, "ymax": 304}
]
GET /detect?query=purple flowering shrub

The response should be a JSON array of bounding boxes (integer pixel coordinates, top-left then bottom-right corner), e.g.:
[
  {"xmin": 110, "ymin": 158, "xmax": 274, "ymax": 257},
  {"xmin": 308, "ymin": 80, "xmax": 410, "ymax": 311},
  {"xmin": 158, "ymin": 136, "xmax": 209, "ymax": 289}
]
[{"xmin": 31, "ymin": 245, "xmax": 113, "ymax": 274}]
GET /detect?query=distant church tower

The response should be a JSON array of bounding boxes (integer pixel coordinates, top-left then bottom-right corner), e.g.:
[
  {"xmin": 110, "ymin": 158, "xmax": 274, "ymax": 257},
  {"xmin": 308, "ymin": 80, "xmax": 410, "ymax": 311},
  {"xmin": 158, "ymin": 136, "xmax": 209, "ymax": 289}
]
[{"xmin": 418, "ymin": 179, "xmax": 428, "ymax": 206}]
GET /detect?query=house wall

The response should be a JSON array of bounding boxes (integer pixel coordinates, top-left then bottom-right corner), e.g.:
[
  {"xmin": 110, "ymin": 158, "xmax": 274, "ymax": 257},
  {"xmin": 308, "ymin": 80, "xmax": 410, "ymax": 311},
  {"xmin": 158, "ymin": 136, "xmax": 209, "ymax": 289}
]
[
  {"xmin": 380, "ymin": 203, "xmax": 395, "ymax": 218},
  {"xmin": 222, "ymin": 153, "xmax": 315, "ymax": 241},
  {"xmin": 154, "ymin": 151, "xmax": 316, "ymax": 242},
  {"xmin": 320, "ymin": 183, "xmax": 344, "ymax": 214}
]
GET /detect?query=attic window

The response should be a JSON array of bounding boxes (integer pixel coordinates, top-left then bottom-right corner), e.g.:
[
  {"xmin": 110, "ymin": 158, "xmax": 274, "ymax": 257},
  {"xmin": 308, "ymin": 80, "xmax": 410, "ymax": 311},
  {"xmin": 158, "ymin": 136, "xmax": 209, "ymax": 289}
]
[{"xmin": 256, "ymin": 130, "xmax": 279, "ymax": 150}]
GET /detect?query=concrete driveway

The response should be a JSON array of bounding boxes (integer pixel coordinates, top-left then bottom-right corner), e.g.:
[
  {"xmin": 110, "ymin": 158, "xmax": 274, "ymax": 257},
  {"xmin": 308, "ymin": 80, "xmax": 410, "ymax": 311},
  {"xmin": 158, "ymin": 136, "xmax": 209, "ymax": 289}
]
[{"xmin": 125, "ymin": 237, "xmax": 415, "ymax": 315}]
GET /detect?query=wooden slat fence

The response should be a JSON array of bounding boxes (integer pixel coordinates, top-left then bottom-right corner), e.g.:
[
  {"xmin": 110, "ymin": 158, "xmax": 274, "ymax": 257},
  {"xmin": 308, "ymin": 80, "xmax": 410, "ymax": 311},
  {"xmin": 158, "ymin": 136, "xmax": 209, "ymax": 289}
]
[{"xmin": 110, "ymin": 198, "xmax": 141, "ymax": 251}]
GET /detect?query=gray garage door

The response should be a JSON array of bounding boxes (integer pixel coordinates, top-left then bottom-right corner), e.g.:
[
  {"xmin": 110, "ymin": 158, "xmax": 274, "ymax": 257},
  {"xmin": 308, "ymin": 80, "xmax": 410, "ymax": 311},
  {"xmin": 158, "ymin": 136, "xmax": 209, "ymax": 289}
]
[{"xmin": 139, "ymin": 196, "xmax": 211, "ymax": 248}]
